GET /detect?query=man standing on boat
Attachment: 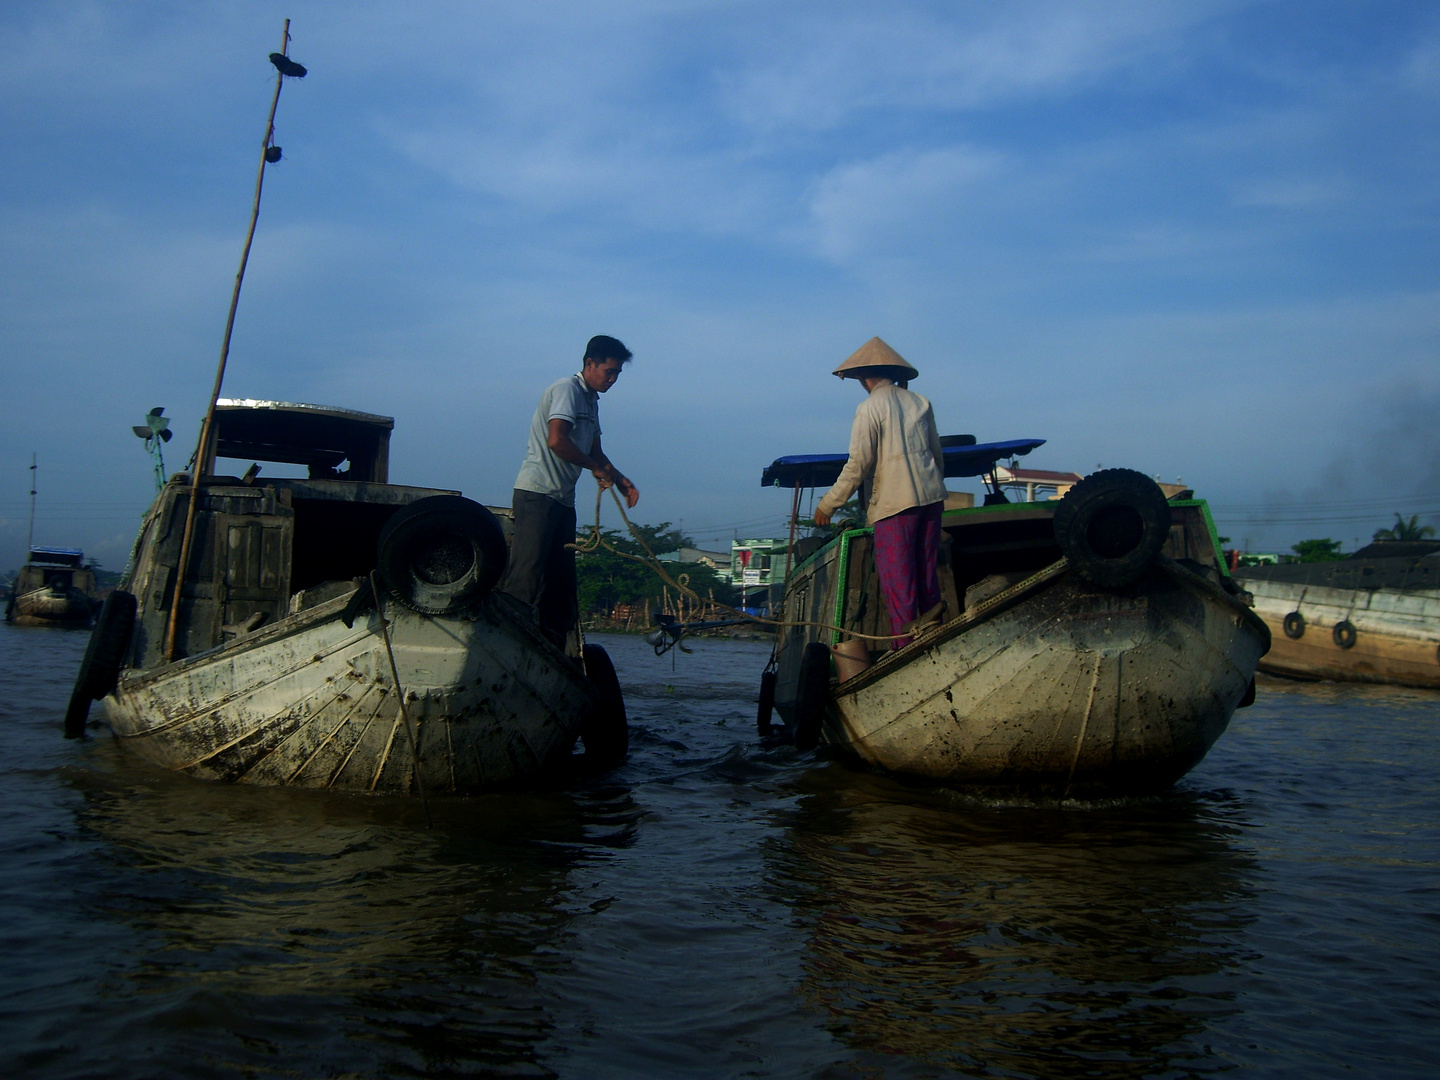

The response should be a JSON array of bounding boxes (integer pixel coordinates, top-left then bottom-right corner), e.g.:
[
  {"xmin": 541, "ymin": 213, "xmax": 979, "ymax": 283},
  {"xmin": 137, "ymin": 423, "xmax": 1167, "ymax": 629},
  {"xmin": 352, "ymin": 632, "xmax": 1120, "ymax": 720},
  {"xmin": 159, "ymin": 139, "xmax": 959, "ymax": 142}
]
[
  {"xmin": 812, "ymin": 337, "xmax": 947, "ymax": 647},
  {"xmin": 502, "ymin": 335, "xmax": 640, "ymax": 647}
]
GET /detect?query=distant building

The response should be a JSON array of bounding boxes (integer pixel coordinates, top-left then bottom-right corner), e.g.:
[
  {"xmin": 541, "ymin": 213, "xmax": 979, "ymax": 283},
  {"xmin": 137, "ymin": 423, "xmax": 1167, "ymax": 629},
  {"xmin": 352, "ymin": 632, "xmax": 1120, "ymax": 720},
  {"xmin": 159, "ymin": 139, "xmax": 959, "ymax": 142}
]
[
  {"xmin": 1237, "ymin": 552, "xmax": 1281, "ymax": 566},
  {"xmin": 656, "ymin": 546, "xmax": 732, "ymax": 575},
  {"xmin": 732, "ymin": 538, "xmax": 794, "ymax": 612},
  {"xmin": 995, "ymin": 467, "xmax": 1192, "ymax": 504},
  {"xmin": 995, "ymin": 466, "xmax": 1083, "ymax": 502}
]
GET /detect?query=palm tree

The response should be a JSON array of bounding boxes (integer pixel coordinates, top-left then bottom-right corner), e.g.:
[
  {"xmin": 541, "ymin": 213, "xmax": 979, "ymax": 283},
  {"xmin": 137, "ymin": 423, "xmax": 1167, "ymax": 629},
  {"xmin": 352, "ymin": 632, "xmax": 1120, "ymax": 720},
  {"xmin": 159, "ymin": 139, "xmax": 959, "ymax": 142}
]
[{"xmin": 1372, "ymin": 513, "xmax": 1437, "ymax": 542}]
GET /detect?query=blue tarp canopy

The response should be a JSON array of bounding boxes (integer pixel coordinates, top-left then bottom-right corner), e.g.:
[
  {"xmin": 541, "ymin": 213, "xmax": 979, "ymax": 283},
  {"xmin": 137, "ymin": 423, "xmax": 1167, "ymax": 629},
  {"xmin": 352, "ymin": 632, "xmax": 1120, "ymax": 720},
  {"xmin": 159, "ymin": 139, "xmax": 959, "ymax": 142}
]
[{"xmin": 760, "ymin": 438, "xmax": 1045, "ymax": 489}]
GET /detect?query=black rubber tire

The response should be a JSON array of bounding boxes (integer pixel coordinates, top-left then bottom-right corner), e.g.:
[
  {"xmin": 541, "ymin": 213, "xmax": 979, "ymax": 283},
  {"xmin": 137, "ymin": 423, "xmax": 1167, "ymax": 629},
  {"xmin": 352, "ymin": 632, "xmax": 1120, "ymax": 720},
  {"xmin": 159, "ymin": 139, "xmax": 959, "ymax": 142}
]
[
  {"xmin": 792, "ymin": 642, "xmax": 832, "ymax": 752},
  {"xmin": 376, "ymin": 496, "xmax": 507, "ymax": 615},
  {"xmin": 1052, "ymin": 469, "xmax": 1172, "ymax": 589},
  {"xmin": 756, "ymin": 670, "xmax": 776, "ymax": 734},
  {"xmin": 65, "ymin": 589, "xmax": 136, "ymax": 738},
  {"xmin": 580, "ymin": 644, "xmax": 628, "ymax": 770},
  {"xmin": 1332, "ymin": 620, "xmax": 1357, "ymax": 649},
  {"xmin": 1283, "ymin": 611, "xmax": 1305, "ymax": 639}
]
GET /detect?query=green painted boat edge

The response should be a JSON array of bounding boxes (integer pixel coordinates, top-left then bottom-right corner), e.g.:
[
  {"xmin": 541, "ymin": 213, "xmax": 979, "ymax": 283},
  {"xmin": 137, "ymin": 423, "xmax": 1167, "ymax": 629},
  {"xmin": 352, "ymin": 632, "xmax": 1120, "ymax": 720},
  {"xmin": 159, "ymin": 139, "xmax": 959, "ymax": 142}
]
[{"xmin": 793, "ymin": 495, "xmax": 1226, "ymax": 642}]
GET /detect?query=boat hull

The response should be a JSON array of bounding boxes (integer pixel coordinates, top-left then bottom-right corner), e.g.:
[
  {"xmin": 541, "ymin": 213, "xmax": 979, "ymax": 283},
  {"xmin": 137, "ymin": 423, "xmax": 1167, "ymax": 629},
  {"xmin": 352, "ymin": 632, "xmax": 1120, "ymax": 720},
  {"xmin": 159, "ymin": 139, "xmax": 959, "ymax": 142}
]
[
  {"xmin": 1242, "ymin": 578, "xmax": 1440, "ymax": 689},
  {"xmin": 9, "ymin": 586, "xmax": 95, "ymax": 627},
  {"xmin": 103, "ymin": 591, "xmax": 597, "ymax": 794},
  {"xmin": 827, "ymin": 563, "xmax": 1267, "ymax": 793}
]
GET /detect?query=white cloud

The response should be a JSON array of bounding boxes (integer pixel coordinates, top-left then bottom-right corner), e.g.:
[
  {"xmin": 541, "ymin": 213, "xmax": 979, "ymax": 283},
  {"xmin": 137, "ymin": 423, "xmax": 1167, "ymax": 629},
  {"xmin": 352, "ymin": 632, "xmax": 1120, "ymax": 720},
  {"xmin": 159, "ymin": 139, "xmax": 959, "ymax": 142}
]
[
  {"xmin": 808, "ymin": 145, "xmax": 1004, "ymax": 262},
  {"xmin": 716, "ymin": 0, "xmax": 1240, "ymax": 132}
]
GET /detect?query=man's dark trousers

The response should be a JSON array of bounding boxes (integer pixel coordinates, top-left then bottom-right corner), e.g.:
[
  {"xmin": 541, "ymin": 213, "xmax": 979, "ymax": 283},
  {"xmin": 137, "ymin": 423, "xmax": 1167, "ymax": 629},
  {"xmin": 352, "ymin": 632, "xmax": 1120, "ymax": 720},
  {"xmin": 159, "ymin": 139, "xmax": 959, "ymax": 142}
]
[{"xmin": 502, "ymin": 488, "xmax": 578, "ymax": 645}]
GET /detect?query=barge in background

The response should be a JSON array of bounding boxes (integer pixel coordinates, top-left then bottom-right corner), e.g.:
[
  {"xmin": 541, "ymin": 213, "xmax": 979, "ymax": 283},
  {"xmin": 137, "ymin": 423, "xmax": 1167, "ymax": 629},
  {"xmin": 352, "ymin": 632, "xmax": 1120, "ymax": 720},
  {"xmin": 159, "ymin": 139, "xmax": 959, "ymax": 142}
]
[
  {"xmin": 1235, "ymin": 540, "xmax": 1440, "ymax": 689},
  {"xmin": 5, "ymin": 547, "xmax": 101, "ymax": 627},
  {"xmin": 66, "ymin": 399, "xmax": 625, "ymax": 794},
  {"xmin": 759, "ymin": 439, "xmax": 1269, "ymax": 795}
]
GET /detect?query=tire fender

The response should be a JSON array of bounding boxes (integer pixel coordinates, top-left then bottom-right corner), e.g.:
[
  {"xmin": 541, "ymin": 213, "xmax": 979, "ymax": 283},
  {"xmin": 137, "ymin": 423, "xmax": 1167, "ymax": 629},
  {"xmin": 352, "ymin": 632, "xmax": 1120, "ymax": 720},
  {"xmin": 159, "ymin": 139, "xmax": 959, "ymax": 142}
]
[
  {"xmin": 1332, "ymin": 620, "xmax": 1357, "ymax": 649},
  {"xmin": 376, "ymin": 496, "xmax": 507, "ymax": 615},
  {"xmin": 1283, "ymin": 611, "xmax": 1305, "ymax": 639},
  {"xmin": 792, "ymin": 642, "xmax": 832, "ymax": 751},
  {"xmin": 64, "ymin": 589, "xmax": 137, "ymax": 738},
  {"xmin": 580, "ymin": 644, "xmax": 627, "ymax": 771},
  {"xmin": 756, "ymin": 670, "xmax": 777, "ymax": 735},
  {"xmin": 1052, "ymin": 469, "xmax": 1172, "ymax": 589}
]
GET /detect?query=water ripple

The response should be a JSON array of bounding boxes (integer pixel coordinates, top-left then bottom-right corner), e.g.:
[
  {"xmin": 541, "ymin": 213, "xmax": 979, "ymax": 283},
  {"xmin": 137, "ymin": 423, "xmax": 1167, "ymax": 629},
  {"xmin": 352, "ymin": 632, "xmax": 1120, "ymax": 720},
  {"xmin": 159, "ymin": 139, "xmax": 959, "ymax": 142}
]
[{"xmin": 0, "ymin": 625, "xmax": 1436, "ymax": 1078}]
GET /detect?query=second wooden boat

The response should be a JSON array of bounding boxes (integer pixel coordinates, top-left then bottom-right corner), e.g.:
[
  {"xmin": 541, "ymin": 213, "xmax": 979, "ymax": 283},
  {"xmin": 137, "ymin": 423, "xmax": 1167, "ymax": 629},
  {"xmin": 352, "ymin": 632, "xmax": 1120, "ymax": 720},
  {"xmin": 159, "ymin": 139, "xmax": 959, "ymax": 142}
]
[{"xmin": 759, "ymin": 442, "xmax": 1269, "ymax": 795}]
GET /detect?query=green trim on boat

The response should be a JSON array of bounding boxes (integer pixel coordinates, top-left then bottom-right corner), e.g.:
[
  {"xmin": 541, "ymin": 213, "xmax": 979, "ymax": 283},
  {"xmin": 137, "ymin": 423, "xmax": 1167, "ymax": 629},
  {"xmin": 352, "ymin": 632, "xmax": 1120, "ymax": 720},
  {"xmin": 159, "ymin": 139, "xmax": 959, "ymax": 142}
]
[
  {"xmin": 833, "ymin": 526, "xmax": 872, "ymax": 646},
  {"xmin": 1169, "ymin": 499, "xmax": 1229, "ymax": 577}
]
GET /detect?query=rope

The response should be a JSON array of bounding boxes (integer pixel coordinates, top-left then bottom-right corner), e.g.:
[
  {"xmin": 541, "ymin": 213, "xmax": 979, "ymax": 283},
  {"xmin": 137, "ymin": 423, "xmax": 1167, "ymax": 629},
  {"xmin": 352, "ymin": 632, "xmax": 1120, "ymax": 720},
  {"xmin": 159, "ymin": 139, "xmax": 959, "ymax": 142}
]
[{"xmin": 569, "ymin": 487, "xmax": 910, "ymax": 643}]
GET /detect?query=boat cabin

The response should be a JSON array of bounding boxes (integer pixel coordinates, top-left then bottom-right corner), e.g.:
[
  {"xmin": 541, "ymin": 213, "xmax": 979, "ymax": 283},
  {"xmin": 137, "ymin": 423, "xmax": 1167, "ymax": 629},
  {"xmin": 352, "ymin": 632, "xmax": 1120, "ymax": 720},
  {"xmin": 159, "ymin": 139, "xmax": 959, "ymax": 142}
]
[
  {"xmin": 126, "ymin": 400, "xmax": 466, "ymax": 666},
  {"xmin": 15, "ymin": 547, "xmax": 98, "ymax": 596}
]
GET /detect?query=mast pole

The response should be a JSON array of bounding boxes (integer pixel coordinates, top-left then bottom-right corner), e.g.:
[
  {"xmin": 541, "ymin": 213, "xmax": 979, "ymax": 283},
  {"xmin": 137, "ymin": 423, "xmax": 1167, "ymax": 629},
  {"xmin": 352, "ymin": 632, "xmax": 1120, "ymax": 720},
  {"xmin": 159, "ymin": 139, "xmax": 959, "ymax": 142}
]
[
  {"xmin": 165, "ymin": 18, "xmax": 294, "ymax": 662},
  {"xmin": 26, "ymin": 454, "xmax": 36, "ymax": 553}
]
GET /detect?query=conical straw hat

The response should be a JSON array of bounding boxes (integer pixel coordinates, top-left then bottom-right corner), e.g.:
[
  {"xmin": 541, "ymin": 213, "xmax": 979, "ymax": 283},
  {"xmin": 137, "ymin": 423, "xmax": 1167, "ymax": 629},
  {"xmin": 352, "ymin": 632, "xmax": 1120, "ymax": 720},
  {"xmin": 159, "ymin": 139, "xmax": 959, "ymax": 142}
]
[{"xmin": 832, "ymin": 336, "xmax": 919, "ymax": 380}]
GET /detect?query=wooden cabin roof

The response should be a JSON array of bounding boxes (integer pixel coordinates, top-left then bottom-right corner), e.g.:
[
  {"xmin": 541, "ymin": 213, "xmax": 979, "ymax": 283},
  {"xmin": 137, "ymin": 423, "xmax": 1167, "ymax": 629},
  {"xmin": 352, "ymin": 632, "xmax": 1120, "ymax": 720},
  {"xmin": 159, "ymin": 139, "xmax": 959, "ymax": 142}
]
[{"xmin": 213, "ymin": 399, "xmax": 393, "ymax": 482}]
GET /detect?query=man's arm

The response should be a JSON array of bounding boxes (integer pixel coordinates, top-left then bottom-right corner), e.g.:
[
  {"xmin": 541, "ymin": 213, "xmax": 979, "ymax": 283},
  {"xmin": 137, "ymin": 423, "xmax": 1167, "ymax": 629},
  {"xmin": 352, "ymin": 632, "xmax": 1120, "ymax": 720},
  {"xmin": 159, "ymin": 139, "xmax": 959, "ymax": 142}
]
[{"xmin": 547, "ymin": 420, "xmax": 640, "ymax": 508}]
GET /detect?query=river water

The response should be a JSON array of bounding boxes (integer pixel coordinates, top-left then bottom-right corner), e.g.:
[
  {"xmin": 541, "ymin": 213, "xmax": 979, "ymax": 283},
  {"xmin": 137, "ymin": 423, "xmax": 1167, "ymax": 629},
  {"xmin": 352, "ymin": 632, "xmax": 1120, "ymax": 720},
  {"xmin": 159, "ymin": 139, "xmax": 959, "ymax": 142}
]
[{"xmin": 1, "ymin": 622, "xmax": 1436, "ymax": 1079}]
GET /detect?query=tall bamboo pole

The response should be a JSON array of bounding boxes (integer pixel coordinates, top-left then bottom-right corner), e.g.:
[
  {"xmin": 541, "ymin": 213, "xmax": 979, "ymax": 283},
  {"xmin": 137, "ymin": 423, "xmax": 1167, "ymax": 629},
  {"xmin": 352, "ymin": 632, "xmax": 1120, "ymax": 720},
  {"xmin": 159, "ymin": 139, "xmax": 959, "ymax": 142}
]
[
  {"xmin": 165, "ymin": 20, "xmax": 297, "ymax": 661},
  {"xmin": 26, "ymin": 454, "xmax": 36, "ymax": 553}
]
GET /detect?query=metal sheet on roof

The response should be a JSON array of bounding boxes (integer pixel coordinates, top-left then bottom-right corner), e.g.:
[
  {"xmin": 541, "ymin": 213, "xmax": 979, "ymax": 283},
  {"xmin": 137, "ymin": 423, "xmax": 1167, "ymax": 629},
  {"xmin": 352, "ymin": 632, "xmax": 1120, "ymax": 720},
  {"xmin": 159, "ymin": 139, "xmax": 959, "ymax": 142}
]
[{"xmin": 216, "ymin": 399, "xmax": 394, "ymax": 428}]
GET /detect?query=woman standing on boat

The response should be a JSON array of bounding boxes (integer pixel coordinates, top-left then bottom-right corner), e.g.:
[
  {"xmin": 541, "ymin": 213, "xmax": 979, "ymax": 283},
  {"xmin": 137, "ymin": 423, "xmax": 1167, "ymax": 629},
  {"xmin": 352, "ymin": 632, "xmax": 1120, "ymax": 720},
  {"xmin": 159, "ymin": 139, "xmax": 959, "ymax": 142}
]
[{"xmin": 812, "ymin": 338, "xmax": 947, "ymax": 647}]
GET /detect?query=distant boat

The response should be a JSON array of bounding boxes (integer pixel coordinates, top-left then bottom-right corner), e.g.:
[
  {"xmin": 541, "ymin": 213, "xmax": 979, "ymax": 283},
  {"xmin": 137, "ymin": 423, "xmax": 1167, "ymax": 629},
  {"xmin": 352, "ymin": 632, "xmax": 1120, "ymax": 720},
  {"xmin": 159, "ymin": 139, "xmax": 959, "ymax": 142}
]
[
  {"xmin": 65, "ymin": 400, "xmax": 626, "ymax": 794},
  {"xmin": 1235, "ymin": 540, "xmax": 1440, "ymax": 689},
  {"xmin": 758, "ymin": 440, "xmax": 1269, "ymax": 795},
  {"xmin": 5, "ymin": 547, "xmax": 101, "ymax": 627}
]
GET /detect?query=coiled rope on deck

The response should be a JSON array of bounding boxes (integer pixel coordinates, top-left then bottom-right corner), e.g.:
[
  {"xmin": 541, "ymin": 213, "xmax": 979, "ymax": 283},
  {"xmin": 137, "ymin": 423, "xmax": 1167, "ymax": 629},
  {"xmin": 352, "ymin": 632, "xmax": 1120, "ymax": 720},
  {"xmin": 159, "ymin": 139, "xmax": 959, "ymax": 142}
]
[{"xmin": 569, "ymin": 487, "xmax": 909, "ymax": 643}]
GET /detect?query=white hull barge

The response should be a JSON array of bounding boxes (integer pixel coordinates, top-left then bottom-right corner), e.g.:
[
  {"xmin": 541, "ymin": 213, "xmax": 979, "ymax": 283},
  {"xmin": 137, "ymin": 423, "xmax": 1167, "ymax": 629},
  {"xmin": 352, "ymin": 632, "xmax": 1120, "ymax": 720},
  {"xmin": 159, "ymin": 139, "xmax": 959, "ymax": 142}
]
[
  {"xmin": 761, "ymin": 447, "xmax": 1268, "ymax": 795},
  {"xmin": 1236, "ymin": 541, "xmax": 1440, "ymax": 689},
  {"xmin": 6, "ymin": 546, "xmax": 100, "ymax": 627},
  {"xmin": 67, "ymin": 401, "xmax": 623, "ymax": 794}
]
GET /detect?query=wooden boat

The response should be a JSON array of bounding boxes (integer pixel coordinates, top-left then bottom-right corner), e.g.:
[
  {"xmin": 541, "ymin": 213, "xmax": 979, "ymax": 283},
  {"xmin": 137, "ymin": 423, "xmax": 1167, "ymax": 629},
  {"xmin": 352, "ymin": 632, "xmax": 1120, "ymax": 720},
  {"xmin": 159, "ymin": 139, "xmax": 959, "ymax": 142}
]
[
  {"xmin": 5, "ymin": 547, "xmax": 101, "ymax": 627},
  {"xmin": 1235, "ymin": 540, "xmax": 1440, "ymax": 689},
  {"xmin": 65, "ymin": 399, "xmax": 626, "ymax": 794},
  {"xmin": 759, "ymin": 440, "xmax": 1269, "ymax": 795}
]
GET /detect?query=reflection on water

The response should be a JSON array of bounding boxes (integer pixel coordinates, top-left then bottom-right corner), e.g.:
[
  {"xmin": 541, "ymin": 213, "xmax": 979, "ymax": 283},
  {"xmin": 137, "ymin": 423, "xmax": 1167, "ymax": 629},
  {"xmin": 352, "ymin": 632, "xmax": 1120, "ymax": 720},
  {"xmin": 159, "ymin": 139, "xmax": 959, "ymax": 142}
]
[
  {"xmin": 770, "ymin": 771, "xmax": 1255, "ymax": 1077},
  {"xmin": 58, "ymin": 755, "xmax": 644, "ymax": 1078},
  {"xmin": 2, "ymin": 625, "xmax": 1437, "ymax": 1079}
]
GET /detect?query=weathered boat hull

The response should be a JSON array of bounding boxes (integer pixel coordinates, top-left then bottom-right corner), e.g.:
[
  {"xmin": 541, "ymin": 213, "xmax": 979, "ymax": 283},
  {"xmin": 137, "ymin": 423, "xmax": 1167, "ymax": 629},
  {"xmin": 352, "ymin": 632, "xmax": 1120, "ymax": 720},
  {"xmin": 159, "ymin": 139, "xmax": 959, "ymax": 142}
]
[
  {"xmin": 1242, "ymin": 578, "xmax": 1440, "ymax": 689},
  {"xmin": 826, "ymin": 561, "xmax": 1267, "ymax": 793},
  {"xmin": 770, "ymin": 490, "xmax": 1267, "ymax": 794},
  {"xmin": 9, "ymin": 586, "xmax": 95, "ymax": 627},
  {"xmin": 103, "ymin": 589, "xmax": 597, "ymax": 794}
]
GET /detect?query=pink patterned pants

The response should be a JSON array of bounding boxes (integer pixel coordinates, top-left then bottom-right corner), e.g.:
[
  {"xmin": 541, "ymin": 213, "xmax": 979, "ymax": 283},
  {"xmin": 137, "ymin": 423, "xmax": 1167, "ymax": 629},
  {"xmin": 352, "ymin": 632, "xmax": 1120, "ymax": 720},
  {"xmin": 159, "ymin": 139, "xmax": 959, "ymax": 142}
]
[{"xmin": 872, "ymin": 501, "xmax": 944, "ymax": 648}]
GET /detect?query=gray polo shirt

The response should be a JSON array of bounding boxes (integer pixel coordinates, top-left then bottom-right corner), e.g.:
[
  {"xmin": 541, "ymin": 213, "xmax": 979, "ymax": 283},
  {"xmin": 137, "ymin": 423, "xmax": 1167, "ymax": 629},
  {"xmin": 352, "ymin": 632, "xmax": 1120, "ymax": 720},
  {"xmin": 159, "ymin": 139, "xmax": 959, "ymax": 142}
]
[{"xmin": 513, "ymin": 374, "xmax": 601, "ymax": 507}]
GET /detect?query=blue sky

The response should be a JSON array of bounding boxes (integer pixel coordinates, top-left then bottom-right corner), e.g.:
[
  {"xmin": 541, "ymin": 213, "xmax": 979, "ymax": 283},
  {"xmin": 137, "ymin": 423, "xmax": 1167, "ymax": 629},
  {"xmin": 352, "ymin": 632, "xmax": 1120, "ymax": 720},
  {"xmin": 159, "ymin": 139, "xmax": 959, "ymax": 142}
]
[{"xmin": 2, "ymin": 0, "xmax": 1437, "ymax": 570}]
